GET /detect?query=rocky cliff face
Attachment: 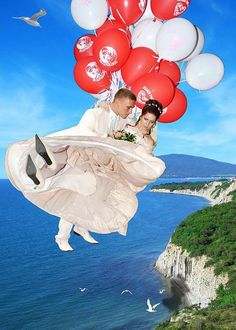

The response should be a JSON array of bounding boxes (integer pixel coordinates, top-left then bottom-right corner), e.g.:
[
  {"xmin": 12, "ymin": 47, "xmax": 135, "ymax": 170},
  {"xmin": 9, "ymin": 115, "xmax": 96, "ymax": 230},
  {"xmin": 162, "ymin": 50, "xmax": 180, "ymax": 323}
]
[
  {"xmin": 152, "ymin": 179, "xmax": 236, "ymax": 206},
  {"xmin": 155, "ymin": 243, "xmax": 228, "ymax": 308},
  {"xmin": 153, "ymin": 180, "xmax": 234, "ymax": 308}
]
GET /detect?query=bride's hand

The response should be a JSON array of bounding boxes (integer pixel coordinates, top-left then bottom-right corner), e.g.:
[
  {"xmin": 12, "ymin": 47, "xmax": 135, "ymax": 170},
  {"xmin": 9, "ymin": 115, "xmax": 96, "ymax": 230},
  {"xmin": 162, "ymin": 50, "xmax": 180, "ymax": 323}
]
[
  {"xmin": 108, "ymin": 132, "xmax": 115, "ymax": 138},
  {"xmin": 114, "ymin": 131, "xmax": 124, "ymax": 138},
  {"xmin": 108, "ymin": 131, "xmax": 125, "ymax": 138}
]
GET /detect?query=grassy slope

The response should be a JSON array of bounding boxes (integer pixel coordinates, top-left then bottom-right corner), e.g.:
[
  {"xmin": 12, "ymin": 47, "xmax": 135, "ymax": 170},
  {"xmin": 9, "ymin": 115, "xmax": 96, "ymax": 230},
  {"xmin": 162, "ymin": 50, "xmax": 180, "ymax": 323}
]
[
  {"xmin": 155, "ymin": 188, "xmax": 236, "ymax": 330},
  {"xmin": 151, "ymin": 180, "xmax": 233, "ymax": 199}
]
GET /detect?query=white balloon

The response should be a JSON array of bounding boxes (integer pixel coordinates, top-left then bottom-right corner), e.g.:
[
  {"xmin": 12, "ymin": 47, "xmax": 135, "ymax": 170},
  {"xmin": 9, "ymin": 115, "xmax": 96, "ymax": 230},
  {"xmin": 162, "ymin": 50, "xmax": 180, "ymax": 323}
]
[
  {"xmin": 185, "ymin": 53, "xmax": 224, "ymax": 90},
  {"xmin": 156, "ymin": 18, "xmax": 197, "ymax": 61},
  {"xmin": 183, "ymin": 27, "xmax": 204, "ymax": 62},
  {"xmin": 71, "ymin": 0, "xmax": 108, "ymax": 30},
  {"xmin": 134, "ymin": 0, "xmax": 154, "ymax": 25},
  {"xmin": 131, "ymin": 18, "xmax": 163, "ymax": 52}
]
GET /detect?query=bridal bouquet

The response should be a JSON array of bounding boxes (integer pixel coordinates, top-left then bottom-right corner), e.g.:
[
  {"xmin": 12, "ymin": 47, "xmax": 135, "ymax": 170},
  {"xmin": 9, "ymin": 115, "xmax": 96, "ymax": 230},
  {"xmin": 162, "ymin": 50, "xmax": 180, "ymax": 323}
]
[{"xmin": 113, "ymin": 130, "xmax": 137, "ymax": 143}]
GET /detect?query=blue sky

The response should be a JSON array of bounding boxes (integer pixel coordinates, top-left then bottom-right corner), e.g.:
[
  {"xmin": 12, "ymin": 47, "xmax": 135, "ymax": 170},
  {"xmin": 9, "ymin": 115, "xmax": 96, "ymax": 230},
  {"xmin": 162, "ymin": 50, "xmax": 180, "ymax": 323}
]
[{"xmin": 0, "ymin": 0, "xmax": 235, "ymax": 178}]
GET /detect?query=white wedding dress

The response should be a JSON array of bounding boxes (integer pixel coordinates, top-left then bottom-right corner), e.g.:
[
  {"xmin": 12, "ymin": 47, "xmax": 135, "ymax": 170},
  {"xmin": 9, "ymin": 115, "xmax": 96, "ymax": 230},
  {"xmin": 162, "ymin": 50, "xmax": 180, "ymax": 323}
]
[{"xmin": 5, "ymin": 127, "xmax": 165, "ymax": 236}]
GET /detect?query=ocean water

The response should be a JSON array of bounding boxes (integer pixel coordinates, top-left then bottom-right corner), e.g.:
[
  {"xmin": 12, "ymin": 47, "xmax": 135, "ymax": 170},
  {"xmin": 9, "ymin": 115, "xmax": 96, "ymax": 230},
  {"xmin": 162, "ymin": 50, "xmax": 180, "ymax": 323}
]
[{"xmin": 0, "ymin": 178, "xmax": 209, "ymax": 330}]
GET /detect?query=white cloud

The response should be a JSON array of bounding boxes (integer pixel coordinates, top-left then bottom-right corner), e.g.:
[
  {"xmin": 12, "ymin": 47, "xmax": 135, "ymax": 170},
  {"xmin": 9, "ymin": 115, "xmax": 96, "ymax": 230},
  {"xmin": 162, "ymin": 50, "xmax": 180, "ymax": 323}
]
[
  {"xmin": 40, "ymin": 0, "xmax": 73, "ymax": 25},
  {"xmin": 210, "ymin": 2, "xmax": 224, "ymax": 15},
  {"xmin": 0, "ymin": 69, "xmax": 74, "ymax": 148},
  {"xmin": 159, "ymin": 74, "xmax": 236, "ymax": 150},
  {"xmin": 200, "ymin": 75, "xmax": 236, "ymax": 116},
  {"xmin": 161, "ymin": 118, "xmax": 236, "ymax": 147},
  {"xmin": 197, "ymin": 0, "xmax": 231, "ymax": 17},
  {"xmin": 210, "ymin": 1, "xmax": 232, "ymax": 16}
]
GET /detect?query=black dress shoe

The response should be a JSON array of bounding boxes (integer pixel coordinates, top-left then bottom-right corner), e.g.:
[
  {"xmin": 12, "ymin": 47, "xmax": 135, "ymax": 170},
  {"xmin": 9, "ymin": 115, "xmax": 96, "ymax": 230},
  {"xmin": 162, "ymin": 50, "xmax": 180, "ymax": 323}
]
[
  {"xmin": 73, "ymin": 230, "xmax": 81, "ymax": 237},
  {"xmin": 35, "ymin": 134, "xmax": 55, "ymax": 168},
  {"xmin": 26, "ymin": 155, "xmax": 41, "ymax": 185}
]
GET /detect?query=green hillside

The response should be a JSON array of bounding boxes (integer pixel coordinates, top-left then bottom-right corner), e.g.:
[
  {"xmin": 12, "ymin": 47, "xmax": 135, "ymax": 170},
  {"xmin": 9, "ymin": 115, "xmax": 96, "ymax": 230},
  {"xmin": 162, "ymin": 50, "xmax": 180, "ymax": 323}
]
[
  {"xmin": 155, "ymin": 190, "xmax": 236, "ymax": 330},
  {"xmin": 151, "ymin": 179, "xmax": 233, "ymax": 200}
]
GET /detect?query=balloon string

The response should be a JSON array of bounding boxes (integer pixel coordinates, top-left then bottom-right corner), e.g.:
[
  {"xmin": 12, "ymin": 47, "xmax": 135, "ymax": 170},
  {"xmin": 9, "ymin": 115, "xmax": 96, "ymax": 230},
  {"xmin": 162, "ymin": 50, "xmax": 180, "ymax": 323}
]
[
  {"xmin": 179, "ymin": 61, "xmax": 185, "ymax": 73},
  {"xmin": 131, "ymin": 18, "xmax": 154, "ymax": 47},
  {"xmin": 177, "ymin": 79, "xmax": 186, "ymax": 84},
  {"xmin": 116, "ymin": 9, "xmax": 126, "ymax": 25},
  {"xmin": 178, "ymin": 62, "xmax": 186, "ymax": 84}
]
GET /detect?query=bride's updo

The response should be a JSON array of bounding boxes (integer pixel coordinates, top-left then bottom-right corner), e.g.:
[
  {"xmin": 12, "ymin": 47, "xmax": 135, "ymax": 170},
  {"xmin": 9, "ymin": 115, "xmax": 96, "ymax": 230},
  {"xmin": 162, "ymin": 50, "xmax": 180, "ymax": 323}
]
[{"xmin": 142, "ymin": 99, "xmax": 163, "ymax": 120}]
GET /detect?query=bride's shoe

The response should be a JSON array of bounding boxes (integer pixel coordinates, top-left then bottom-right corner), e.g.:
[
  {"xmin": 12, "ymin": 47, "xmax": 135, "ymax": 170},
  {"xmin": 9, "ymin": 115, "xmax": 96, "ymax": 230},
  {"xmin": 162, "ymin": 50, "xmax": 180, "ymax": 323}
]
[
  {"xmin": 26, "ymin": 154, "xmax": 45, "ymax": 186},
  {"xmin": 35, "ymin": 134, "xmax": 57, "ymax": 170},
  {"xmin": 55, "ymin": 236, "xmax": 74, "ymax": 252},
  {"xmin": 74, "ymin": 226, "xmax": 98, "ymax": 244}
]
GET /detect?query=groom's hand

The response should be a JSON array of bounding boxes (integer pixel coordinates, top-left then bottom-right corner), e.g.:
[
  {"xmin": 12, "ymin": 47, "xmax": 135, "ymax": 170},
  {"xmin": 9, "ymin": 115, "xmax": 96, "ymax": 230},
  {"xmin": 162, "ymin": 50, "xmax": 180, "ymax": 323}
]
[{"xmin": 108, "ymin": 132, "xmax": 115, "ymax": 138}]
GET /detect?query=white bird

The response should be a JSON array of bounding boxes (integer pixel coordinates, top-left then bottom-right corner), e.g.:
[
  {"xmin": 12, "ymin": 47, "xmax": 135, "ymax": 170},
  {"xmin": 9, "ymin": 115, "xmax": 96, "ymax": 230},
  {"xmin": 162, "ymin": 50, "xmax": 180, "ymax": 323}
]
[
  {"xmin": 121, "ymin": 289, "xmax": 133, "ymax": 295},
  {"xmin": 146, "ymin": 298, "xmax": 160, "ymax": 312},
  {"xmin": 159, "ymin": 289, "xmax": 166, "ymax": 294},
  {"xmin": 79, "ymin": 287, "xmax": 88, "ymax": 292},
  {"xmin": 12, "ymin": 9, "xmax": 46, "ymax": 27}
]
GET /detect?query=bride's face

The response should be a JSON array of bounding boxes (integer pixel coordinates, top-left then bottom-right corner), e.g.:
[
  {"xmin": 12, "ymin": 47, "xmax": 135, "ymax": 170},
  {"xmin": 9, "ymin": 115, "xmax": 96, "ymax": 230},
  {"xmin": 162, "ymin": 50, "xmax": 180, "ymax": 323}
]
[{"xmin": 139, "ymin": 113, "xmax": 156, "ymax": 132}]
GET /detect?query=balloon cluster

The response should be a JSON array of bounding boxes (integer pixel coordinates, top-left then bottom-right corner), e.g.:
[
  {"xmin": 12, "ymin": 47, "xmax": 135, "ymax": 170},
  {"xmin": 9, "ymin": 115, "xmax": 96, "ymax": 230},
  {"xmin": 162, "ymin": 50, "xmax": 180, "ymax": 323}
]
[{"xmin": 71, "ymin": 0, "xmax": 224, "ymax": 123}]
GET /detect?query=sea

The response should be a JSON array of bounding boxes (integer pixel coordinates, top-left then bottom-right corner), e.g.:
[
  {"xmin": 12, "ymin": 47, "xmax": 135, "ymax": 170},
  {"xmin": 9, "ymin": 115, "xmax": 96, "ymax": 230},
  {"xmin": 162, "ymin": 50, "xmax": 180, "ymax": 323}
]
[{"xmin": 0, "ymin": 177, "xmax": 218, "ymax": 330}]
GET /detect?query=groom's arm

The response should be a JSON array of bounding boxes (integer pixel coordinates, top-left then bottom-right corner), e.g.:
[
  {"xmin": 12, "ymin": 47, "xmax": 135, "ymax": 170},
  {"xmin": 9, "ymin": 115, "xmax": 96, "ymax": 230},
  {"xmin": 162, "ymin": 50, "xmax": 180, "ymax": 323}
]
[
  {"xmin": 76, "ymin": 108, "xmax": 107, "ymax": 137},
  {"xmin": 76, "ymin": 109, "xmax": 98, "ymax": 136}
]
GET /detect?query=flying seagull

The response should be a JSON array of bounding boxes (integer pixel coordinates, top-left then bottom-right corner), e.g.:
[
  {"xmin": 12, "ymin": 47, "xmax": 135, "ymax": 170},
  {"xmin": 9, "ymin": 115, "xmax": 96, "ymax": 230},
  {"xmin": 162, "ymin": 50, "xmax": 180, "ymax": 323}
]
[
  {"xmin": 12, "ymin": 9, "xmax": 46, "ymax": 27},
  {"xmin": 121, "ymin": 289, "xmax": 133, "ymax": 295},
  {"xmin": 159, "ymin": 289, "xmax": 166, "ymax": 294},
  {"xmin": 79, "ymin": 287, "xmax": 88, "ymax": 292},
  {"xmin": 146, "ymin": 298, "xmax": 160, "ymax": 313}
]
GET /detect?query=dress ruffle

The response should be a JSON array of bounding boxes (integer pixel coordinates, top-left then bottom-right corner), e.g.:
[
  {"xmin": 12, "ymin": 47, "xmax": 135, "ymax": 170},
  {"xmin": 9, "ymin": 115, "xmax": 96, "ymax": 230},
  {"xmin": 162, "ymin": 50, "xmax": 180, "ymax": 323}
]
[{"xmin": 5, "ymin": 135, "xmax": 165, "ymax": 234}]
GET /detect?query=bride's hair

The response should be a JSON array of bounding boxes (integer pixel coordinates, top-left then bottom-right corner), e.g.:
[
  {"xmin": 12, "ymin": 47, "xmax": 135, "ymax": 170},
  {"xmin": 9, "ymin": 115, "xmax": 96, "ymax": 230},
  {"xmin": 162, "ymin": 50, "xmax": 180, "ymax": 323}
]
[{"xmin": 142, "ymin": 99, "xmax": 163, "ymax": 119}]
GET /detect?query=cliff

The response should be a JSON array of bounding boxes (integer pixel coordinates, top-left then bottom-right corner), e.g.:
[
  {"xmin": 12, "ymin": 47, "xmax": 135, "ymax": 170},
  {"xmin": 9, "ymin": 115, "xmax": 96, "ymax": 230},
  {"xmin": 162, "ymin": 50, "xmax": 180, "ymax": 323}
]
[
  {"xmin": 151, "ymin": 179, "xmax": 236, "ymax": 206},
  {"xmin": 153, "ymin": 180, "xmax": 236, "ymax": 310},
  {"xmin": 154, "ymin": 242, "xmax": 228, "ymax": 308}
]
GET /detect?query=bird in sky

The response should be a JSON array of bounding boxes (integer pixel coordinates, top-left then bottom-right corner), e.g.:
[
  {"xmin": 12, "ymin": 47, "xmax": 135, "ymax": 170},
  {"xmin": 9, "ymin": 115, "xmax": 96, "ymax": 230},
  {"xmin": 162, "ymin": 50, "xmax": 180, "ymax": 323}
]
[
  {"xmin": 146, "ymin": 298, "xmax": 160, "ymax": 312},
  {"xmin": 159, "ymin": 289, "xmax": 166, "ymax": 294},
  {"xmin": 12, "ymin": 9, "xmax": 47, "ymax": 27},
  {"xmin": 121, "ymin": 289, "xmax": 133, "ymax": 295},
  {"xmin": 79, "ymin": 287, "xmax": 88, "ymax": 292}
]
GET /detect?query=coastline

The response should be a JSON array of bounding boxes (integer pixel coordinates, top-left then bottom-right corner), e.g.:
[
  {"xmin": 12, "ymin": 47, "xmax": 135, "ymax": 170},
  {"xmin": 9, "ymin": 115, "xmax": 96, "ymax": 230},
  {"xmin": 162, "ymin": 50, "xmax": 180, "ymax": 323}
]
[
  {"xmin": 152, "ymin": 179, "xmax": 236, "ymax": 313},
  {"xmin": 150, "ymin": 189, "xmax": 214, "ymax": 205},
  {"xmin": 150, "ymin": 179, "xmax": 236, "ymax": 206}
]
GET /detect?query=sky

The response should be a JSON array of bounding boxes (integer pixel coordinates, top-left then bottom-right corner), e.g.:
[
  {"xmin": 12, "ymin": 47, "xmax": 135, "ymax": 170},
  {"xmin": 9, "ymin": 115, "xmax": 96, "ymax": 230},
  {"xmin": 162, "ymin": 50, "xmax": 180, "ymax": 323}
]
[{"xmin": 0, "ymin": 0, "xmax": 235, "ymax": 178}]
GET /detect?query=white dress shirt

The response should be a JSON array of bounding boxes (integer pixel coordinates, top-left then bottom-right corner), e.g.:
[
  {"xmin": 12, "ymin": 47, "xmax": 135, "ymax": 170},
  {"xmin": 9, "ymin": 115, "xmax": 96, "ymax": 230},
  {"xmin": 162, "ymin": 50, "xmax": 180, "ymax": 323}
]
[{"xmin": 108, "ymin": 106, "xmax": 120, "ymax": 134}]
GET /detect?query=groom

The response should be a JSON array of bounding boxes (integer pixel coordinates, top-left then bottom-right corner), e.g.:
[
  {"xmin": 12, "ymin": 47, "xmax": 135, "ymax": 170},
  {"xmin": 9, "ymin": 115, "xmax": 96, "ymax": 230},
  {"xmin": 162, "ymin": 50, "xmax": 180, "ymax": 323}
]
[{"xmin": 32, "ymin": 88, "xmax": 136, "ymax": 251}]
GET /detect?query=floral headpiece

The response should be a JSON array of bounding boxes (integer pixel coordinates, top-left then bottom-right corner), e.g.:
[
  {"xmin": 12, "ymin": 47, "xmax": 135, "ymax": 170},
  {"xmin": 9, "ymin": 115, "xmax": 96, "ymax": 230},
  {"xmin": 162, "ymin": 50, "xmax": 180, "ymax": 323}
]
[{"xmin": 145, "ymin": 99, "xmax": 163, "ymax": 115}]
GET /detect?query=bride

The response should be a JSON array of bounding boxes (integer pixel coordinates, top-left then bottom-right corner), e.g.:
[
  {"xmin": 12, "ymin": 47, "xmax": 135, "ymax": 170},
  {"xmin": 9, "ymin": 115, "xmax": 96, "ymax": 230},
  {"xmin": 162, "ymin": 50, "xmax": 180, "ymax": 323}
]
[{"xmin": 5, "ymin": 93, "xmax": 165, "ymax": 251}]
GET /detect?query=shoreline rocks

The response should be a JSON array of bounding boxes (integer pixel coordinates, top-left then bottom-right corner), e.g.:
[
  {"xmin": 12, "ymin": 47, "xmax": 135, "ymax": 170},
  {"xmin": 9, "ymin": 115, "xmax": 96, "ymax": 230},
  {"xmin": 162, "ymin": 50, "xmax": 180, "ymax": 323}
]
[
  {"xmin": 152, "ymin": 179, "xmax": 235, "ymax": 308},
  {"xmin": 154, "ymin": 242, "xmax": 228, "ymax": 308}
]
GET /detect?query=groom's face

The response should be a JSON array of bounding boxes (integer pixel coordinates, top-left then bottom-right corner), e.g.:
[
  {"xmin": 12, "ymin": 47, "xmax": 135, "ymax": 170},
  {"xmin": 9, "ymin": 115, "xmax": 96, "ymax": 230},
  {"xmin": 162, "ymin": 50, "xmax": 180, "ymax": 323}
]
[{"xmin": 117, "ymin": 97, "xmax": 136, "ymax": 118}]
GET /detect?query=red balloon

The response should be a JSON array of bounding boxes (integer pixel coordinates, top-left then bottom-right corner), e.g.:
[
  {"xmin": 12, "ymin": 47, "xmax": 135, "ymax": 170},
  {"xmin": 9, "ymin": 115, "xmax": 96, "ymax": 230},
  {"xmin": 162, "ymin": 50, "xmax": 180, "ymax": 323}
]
[
  {"xmin": 158, "ymin": 88, "xmax": 187, "ymax": 123},
  {"xmin": 130, "ymin": 72, "xmax": 175, "ymax": 108},
  {"xmin": 96, "ymin": 18, "xmax": 131, "ymax": 40},
  {"xmin": 73, "ymin": 34, "xmax": 96, "ymax": 62},
  {"xmin": 121, "ymin": 47, "xmax": 158, "ymax": 86},
  {"xmin": 156, "ymin": 60, "xmax": 181, "ymax": 86},
  {"xmin": 74, "ymin": 56, "xmax": 111, "ymax": 94},
  {"xmin": 93, "ymin": 28, "xmax": 131, "ymax": 72},
  {"xmin": 151, "ymin": 0, "xmax": 191, "ymax": 20},
  {"xmin": 108, "ymin": 0, "xmax": 147, "ymax": 25}
]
